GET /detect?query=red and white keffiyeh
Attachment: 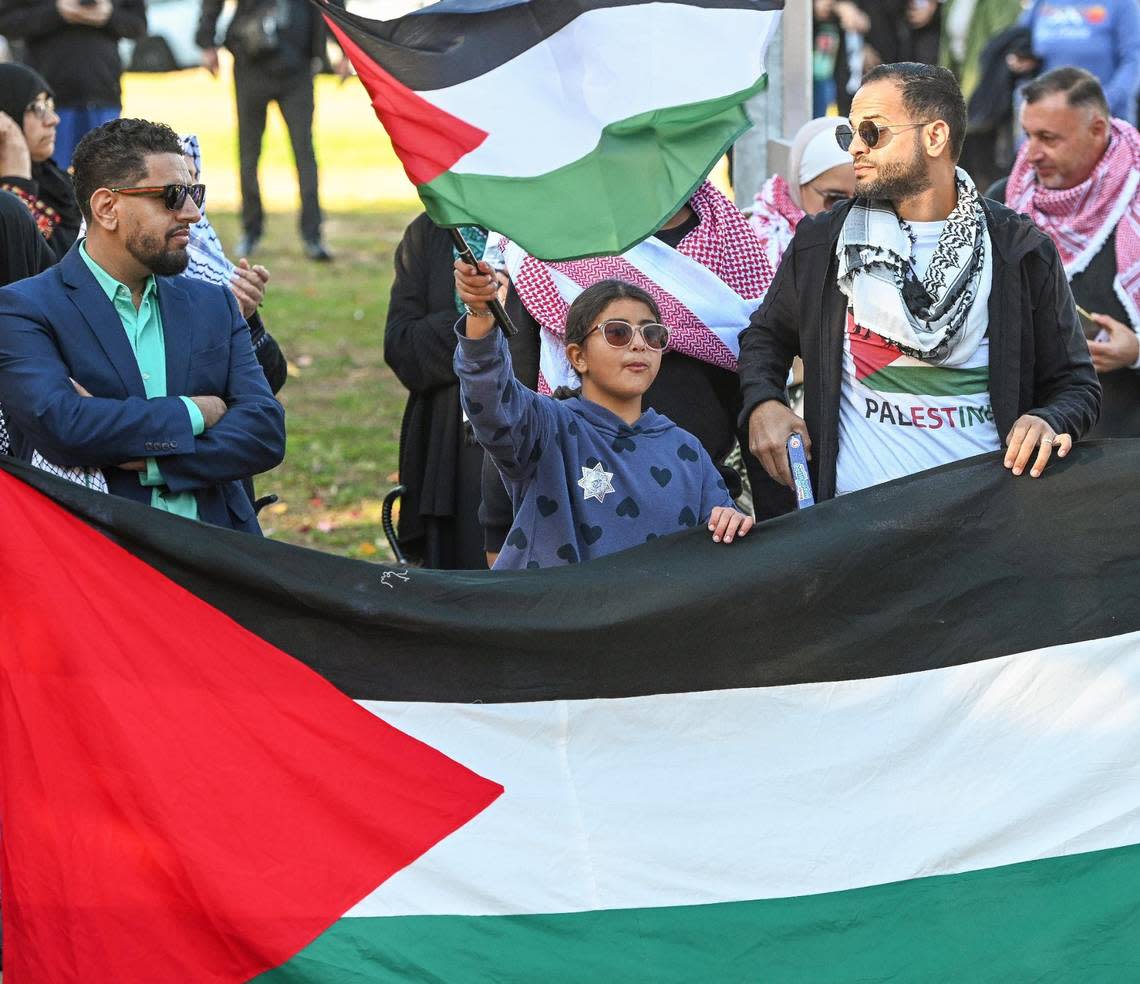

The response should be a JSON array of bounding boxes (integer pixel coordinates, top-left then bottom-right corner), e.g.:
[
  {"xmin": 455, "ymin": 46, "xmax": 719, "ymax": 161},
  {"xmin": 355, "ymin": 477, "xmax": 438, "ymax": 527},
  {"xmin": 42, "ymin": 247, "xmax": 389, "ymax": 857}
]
[
  {"xmin": 744, "ymin": 175, "xmax": 805, "ymax": 274},
  {"xmin": 1006, "ymin": 118, "xmax": 1140, "ymax": 326},
  {"xmin": 497, "ymin": 182, "xmax": 773, "ymax": 391}
]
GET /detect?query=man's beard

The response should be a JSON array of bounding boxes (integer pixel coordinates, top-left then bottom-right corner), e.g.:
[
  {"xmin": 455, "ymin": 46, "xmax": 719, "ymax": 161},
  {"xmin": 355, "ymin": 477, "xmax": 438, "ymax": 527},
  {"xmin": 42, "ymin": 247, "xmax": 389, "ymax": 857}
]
[
  {"xmin": 125, "ymin": 228, "xmax": 190, "ymax": 277},
  {"xmin": 857, "ymin": 139, "xmax": 931, "ymax": 202}
]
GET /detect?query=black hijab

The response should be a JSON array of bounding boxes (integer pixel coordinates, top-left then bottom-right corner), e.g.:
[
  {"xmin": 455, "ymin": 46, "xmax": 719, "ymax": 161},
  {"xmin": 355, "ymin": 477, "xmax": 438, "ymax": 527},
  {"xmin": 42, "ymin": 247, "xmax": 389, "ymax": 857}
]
[{"xmin": 0, "ymin": 62, "xmax": 81, "ymax": 260}]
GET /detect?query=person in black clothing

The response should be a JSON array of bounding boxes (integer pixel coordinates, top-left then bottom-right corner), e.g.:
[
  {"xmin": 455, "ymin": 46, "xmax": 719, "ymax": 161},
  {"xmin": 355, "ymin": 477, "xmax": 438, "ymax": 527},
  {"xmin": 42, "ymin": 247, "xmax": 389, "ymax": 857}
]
[
  {"xmin": 196, "ymin": 0, "xmax": 335, "ymax": 262},
  {"xmin": 0, "ymin": 0, "xmax": 145, "ymax": 169},
  {"xmin": 384, "ymin": 215, "xmax": 489, "ymax": 570},
  {"xmin": 740, "ymin": 63, "xmax": 1099, "ymax": 504},
  {"xmin": 0, "ymin": 63, "xmax": 81, "ymax": 260},
  {"xmin": 0, "ymin": 187, "xmax": 52, "ymax": 286}
]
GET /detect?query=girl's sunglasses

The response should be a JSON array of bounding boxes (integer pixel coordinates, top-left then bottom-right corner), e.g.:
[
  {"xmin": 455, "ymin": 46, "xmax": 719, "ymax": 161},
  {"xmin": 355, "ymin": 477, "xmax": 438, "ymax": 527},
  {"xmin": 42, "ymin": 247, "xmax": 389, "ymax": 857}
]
[
  {"xmin": 834, "ymin": 119, "xmax": 931, "ymax": 151},
  {"xmin": 109, "ymin": 183, "xmax": 207, "ymax": 211},
  {"xmin": 587, "ymin": 319, "xmax": 670, "ymax": 351}
]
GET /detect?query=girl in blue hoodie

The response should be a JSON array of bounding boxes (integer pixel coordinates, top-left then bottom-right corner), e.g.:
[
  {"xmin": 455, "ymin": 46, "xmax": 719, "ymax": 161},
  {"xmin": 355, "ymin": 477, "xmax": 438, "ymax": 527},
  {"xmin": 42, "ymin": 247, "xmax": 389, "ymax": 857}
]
[{"xmin": 454, "ymin": 261, "xmax": 753, "ymax": 570}]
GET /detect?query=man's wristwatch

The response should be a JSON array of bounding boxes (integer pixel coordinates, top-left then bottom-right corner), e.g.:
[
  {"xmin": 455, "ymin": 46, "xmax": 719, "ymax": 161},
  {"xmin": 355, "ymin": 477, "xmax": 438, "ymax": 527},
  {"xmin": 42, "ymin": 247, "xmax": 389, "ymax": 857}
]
[{"xmin": 464, "ymin": 305, "xmax": 495, "ymax": 318}]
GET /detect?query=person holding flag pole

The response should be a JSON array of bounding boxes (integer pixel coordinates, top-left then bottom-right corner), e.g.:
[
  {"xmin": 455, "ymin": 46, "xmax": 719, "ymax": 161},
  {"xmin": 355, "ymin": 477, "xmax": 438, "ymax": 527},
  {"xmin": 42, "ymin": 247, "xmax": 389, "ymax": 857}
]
[{"xmin": 454, "ymin": 262, "xmax": 753, "ymax": 569}]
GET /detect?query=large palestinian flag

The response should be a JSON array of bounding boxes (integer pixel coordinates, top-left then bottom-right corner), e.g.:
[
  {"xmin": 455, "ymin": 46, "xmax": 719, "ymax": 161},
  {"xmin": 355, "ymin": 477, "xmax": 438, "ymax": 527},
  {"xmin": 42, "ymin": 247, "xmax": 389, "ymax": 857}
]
[
  {"xmin": 316, "ymin": 0, "xmax": 783, "ymax": 259},
  {"xmin": 2, "ymin": 445, "xmax": 1140, "ymax": 981}
]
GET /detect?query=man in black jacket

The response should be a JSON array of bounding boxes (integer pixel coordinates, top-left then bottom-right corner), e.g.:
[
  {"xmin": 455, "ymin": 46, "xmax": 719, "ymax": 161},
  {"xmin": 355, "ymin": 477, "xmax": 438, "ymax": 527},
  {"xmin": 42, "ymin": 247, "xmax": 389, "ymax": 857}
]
[
  {"xmin": 0, "ymin": 0, "xmax": 146, "ymax": 169},
  {"xmin": 196, "ymin": 0, "xmax": 334, "ymax": 262},
  {"xmin": 740, "ymin": 62, "xmax": 1100, "ymax": 504}
]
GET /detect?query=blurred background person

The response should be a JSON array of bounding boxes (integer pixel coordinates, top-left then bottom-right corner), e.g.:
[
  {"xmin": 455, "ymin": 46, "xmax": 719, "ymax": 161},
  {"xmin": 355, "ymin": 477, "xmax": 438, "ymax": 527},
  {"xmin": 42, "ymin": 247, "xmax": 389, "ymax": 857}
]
[
  {"xmin": 0, "ymin": 62, "xmax": 80, "ymax": 259},
  {"xmin": 196, "ymin": 0, "xmax": 337, "ymax": 262},
  {"xmin": 384, "ymin": 216, "xmax": 488, "ymax": 570},
  {"xmin": 944, "ymin": 4, "xmax": 1032, "ymax": 192},
  {"xmin": 812, "ymin": 0, "xmax": 841, "ymax": 115},
  {"xmin": 940, "ymin": 0, "xmax": 1024, "ymax": 103},
  {"xmin": 814, "ymin": 0, "xmax": 870, "ymax": 117},
  {"xmin": 1011, "ymin": 0, "xmax": 1140, "ymax": 124},
  {"xmin": 0, "ymin": 0, "xmax": 145, "ymax": 169}
]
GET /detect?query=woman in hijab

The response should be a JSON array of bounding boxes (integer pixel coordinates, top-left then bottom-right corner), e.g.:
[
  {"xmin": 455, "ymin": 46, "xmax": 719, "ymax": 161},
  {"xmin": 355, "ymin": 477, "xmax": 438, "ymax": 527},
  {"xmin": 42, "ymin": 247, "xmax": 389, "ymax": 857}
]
[
  {"xmin": 0, "ymin": 62, "xmax": 81, "ymax": 261},
  {"xmin": 745, "ymin": 116, "xmax": 856, "ymax": 272}
]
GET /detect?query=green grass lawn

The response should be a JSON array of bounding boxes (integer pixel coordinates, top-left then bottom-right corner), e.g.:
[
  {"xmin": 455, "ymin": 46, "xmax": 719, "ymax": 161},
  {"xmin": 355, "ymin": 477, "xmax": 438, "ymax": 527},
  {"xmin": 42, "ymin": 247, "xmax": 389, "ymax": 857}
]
[{"xmin": 124, "ymin": 65, "xmax": 420, "ymax": 559}]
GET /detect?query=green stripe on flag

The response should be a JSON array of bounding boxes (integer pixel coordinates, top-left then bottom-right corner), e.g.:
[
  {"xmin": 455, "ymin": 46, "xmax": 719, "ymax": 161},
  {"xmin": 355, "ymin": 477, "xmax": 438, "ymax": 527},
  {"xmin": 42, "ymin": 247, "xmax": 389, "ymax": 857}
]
[
  {"xmin": 259, "ymin": 842, "xmax": 1140, "ymax": 982},
  {"xmin": 862, "ymin": 363, "xmax": 991, "ymax": 397},
  {"xmin": 417, "ymin": 78, "xmax": 767, "ymax": 261}
]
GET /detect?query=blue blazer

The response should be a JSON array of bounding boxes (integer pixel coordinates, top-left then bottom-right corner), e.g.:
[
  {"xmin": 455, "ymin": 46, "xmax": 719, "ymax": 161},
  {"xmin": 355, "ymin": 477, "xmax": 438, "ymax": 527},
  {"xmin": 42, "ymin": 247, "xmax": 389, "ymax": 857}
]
[{"xmin": 0, "ymin": 246, "xmax": 286, "ymax": 533}]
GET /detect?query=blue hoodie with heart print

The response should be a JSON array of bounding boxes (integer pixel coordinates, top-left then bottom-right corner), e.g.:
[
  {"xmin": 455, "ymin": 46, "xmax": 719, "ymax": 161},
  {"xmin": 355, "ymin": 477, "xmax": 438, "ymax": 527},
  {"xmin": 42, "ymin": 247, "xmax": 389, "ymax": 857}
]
[{"xmin": 455, "ymin": 327, "xmax": 734, "ymax": 570}]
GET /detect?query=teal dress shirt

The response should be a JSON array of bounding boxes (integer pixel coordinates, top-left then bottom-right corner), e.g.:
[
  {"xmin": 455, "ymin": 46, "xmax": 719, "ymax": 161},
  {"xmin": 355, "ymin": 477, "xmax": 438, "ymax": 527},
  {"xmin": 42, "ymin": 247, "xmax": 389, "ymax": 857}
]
[{"xmin": 79, "ymin": 241, "xmax": 205, "ymax": 520}]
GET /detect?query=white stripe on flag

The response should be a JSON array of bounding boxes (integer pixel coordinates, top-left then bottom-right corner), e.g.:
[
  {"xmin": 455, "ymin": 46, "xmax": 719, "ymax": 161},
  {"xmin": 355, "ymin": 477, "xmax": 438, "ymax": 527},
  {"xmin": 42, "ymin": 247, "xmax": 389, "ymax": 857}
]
[
  {"xmin": 349, "ymin": 630, "xmax": 1140, "ymax": 918},
  {"xmin": 425, "ymin": 3, "xmax": 780, "ymax": 177}
]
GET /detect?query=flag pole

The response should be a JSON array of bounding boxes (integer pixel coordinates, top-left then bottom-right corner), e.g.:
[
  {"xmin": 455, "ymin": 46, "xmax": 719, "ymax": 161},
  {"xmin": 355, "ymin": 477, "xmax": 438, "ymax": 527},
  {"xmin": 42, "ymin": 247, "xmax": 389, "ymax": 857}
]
[{"xmin": 448, "ymin": 227, "xmax": 518, "ymax": 337}]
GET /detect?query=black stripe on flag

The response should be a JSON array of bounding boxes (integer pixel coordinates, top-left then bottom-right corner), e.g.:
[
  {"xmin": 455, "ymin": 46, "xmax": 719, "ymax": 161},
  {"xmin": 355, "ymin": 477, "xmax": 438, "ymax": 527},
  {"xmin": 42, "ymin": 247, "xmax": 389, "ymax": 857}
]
[
  {"xmin": 316, "ymin": 0, "xmax": 784, "ymax": 92},
  {"xmin": 5, "ymin": 442, "xmax": 1138, "ymax": 705}
]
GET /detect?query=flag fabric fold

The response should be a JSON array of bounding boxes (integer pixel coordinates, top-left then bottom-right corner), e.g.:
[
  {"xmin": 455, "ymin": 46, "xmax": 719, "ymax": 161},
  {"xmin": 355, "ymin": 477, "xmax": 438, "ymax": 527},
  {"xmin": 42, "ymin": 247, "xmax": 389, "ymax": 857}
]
[
  {"xmin": 317, "ymin": 0, "xmax": 783, "ymax": 259},
  {"xmin": 2, "ymin": 442, "xmax": 1139, "ymax": 981}
]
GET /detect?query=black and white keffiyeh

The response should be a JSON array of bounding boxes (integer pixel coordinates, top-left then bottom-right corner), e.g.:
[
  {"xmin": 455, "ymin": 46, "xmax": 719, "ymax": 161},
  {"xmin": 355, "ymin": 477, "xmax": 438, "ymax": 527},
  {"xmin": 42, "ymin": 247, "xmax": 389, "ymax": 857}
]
[
  {"xmin": 178, "ymin": 134, "xmax": 237, "ymax": 288},
  {"xmin": 836, "ymin": 168, "xmax": 989, "ymax": 366},
  {"xmin": 0, "ymin": 406, "xmax": 108, "ymax": 492}
]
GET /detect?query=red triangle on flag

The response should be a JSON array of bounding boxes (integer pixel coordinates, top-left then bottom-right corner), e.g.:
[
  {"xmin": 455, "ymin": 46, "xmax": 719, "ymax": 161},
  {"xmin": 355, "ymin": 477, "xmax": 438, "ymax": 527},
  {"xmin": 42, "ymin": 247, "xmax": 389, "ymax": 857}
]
[
  {"xmin": 324, "ymin": 15, "xmax": 488, "ymax": 186},
  {"xmin": 847, "ymin": 311, "xmax": 904, "ymax": 381},
  {"xmin": 0, "ymin": 470, "xmax": 503, "ymax": 982}
]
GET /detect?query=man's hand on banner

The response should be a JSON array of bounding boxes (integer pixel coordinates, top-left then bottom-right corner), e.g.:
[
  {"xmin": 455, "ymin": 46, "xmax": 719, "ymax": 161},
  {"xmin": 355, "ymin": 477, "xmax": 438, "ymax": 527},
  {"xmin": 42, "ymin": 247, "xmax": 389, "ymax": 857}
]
[
  {"xmin": 1004, "ymin": 415, "xmax": 1072, "ymax": 478},
  {"xmin": 748, "ymin": 400, "xmax": 811, "ymax": 490},
  {"xmin": 1086, "ymin": 313, "xmax": 1140, "ymax": 373}
]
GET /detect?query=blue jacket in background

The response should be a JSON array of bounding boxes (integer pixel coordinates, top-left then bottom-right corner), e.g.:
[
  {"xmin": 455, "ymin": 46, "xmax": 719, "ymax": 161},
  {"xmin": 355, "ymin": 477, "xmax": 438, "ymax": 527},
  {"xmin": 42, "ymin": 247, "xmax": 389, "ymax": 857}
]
[{"xmin": 1024, "ymin": 0, "xmax": 1140, "ymax": 122}]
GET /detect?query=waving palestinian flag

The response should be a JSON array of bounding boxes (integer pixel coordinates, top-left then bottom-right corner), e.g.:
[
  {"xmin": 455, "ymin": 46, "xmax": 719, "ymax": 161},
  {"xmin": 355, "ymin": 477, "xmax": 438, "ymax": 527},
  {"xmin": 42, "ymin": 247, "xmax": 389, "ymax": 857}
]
[
  {"xmin": 2, "ymin": 444, "xmax": 1140, "ymax": 980},
  {"xmin": 317, "ymin": 0, "xmax": 783, "ymax": 260}
]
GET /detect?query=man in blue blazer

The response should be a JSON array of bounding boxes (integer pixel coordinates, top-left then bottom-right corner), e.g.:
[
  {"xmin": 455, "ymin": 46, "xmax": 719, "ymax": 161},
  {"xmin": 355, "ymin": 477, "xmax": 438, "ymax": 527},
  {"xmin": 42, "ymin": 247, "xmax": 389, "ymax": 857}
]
[{"xmin": 0, "ymin": 118, "xmax": 285, "ymax": 533}]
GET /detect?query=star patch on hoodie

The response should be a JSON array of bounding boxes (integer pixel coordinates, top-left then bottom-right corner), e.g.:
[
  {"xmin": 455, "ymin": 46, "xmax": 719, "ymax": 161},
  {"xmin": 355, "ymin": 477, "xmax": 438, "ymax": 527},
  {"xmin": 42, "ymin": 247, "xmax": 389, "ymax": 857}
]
[{"xmin": 577, "ymin": 462, "xmax": 615, "ymax": 504}]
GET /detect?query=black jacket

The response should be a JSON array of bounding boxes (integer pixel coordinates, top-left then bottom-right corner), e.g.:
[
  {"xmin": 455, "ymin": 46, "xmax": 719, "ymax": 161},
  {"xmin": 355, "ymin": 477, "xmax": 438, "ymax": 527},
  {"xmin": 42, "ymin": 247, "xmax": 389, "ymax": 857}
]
[
  {"xmin": 0, "ymin": 0, "xmax": 146, "ymax": 108},
  {"xmin": 384, "ymin": 213, "xmax": 489, "ymax": 566},
  {"xmin": 738, "ymin": 196, "xmax": 1101, "ymax": 503},
  {"xmin": 196, "ymin": 0, "xmax": 328, "ymax": 71}
]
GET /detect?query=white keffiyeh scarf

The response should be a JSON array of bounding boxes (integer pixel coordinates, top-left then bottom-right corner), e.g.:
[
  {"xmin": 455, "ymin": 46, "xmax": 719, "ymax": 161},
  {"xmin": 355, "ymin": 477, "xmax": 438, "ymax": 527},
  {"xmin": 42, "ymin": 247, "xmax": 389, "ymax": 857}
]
[{"xmin": 836, "ymin": 168, "xmax": 989, "ymax": 367}]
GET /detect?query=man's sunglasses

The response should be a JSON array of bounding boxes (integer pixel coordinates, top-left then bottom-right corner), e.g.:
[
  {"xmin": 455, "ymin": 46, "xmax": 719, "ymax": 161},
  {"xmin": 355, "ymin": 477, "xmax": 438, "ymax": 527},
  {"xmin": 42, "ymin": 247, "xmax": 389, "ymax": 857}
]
[
  {"xmin": 835, "ymin": 120, "xmax": 932, "ymax": 151},
  {"xmin": 586, "ymin": 319, "xmax": 670, "ymax": 351},
  {"xmin": 109, "ymin": 183, "xmax": 206, "ymax": 211}
]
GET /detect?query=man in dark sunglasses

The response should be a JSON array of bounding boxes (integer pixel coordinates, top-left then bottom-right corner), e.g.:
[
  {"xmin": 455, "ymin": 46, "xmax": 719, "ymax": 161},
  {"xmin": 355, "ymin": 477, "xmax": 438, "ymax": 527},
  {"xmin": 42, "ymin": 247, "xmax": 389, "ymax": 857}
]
[
  {"xmin": 0, "ymin": 118, "xmax": 286, "ymax": 533},
  {"xmin": 738, "ymin": 62, "xmax": 1099, "ymax": 509}
]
